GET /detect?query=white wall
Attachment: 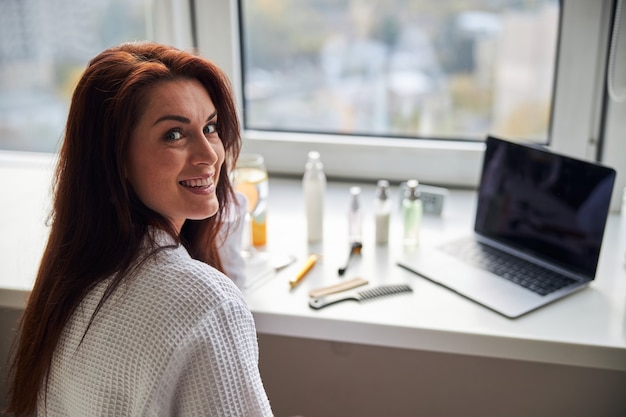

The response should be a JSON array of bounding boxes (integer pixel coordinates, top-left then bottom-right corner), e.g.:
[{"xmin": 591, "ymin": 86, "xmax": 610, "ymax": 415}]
[
  {"xmin": 0, "ymin": 309, "xmax": 23, "ymax": 414},
  {"xmin": 258, "ymin": 334, "xmax": 626, "ymax": 417}
]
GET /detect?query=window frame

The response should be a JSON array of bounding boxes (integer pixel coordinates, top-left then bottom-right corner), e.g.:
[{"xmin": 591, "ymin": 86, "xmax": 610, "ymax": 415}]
[
  {"xmin": 195, "ymin": 0, "xmax": 614, "ymax": 188},
  {"xmin": 601, "ymin": 0, "xmax": 626, "ymax": 212},
  {"xmin": 3, "ymin": 0, "xmax": 618, "ymax": 207}
]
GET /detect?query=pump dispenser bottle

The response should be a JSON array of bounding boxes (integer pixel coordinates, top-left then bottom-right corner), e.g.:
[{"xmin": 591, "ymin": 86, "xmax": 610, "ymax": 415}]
[
  {"xmin": 303, "ymin": 151, "xmax": 326, "ymax": 243},
  {"xmin": 402, "ymin": 179, "xmax": 423, "ymax": 247},
  {"xmin": 374, "ymin": 180, "xmax": 391, "ymax": 245}
]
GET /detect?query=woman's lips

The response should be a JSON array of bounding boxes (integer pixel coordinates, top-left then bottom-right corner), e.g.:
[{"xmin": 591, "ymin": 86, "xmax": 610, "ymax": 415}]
[{"xmin": 179, "ymin": 177, "xmax": 210, "ymax": 188}]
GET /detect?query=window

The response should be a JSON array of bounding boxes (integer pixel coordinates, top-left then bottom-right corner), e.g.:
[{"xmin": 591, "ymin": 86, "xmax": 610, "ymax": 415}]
[
  {"xmin": 0, "ymin": 0, "xmax": 185, "ymax": 153},
  {"xmin": 196, "ymin": 0, "xmax": 617, "ymax": 191},
  {"xmin": 2, "ymin": 0, "xmax": 621, "ymax": 207},
  {"xmin": 240, "ymin": 0, "xmax": 558, "ymax": 144}
]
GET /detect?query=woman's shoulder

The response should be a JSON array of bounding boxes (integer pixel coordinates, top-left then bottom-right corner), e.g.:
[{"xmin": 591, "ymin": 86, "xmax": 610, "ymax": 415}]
[{"xmin": 128, "ymin": 244, "xmax": 247, "ymax": 319}]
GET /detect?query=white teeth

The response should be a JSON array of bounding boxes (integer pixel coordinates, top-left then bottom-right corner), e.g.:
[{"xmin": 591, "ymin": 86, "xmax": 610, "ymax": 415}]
[{"xmin": 181, "ymin": 178, "xmax": 210, "ymax": 188}]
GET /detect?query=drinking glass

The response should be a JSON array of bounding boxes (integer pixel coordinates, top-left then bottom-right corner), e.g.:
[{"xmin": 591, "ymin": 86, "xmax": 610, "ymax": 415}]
[{"xmin": 232, "ymin": 153, "xmax": 269, "ymax": 258}]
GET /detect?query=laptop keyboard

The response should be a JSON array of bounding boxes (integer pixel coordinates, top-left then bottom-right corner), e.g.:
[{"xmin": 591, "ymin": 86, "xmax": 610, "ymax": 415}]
[{"xmin": 440, "ymin": 238, "xmax": 577, "ymax": 296}]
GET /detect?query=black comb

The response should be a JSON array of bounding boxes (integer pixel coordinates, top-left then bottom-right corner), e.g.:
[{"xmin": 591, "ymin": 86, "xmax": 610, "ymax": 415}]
[{"xmin": 309, "ymin": 284, "xmax": 413, "ymax": 309}]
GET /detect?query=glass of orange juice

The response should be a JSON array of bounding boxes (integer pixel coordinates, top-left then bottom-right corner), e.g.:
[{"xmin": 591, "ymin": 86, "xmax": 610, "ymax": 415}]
[{"xmin": 232, "ymin": 153, "xmax": 268, "ymax": 257}]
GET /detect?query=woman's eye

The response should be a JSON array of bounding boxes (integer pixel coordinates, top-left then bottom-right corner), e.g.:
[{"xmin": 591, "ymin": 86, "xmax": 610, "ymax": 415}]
[
  {"xmin": 203, "ymin": 124, "xmax": 217, "ymax": 135},
  {"xmin": 165, "ymin": 130, "xmax": 183, "ymax": 141}
]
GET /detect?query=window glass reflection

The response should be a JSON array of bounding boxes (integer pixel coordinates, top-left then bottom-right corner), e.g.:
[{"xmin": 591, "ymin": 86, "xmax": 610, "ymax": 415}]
[
  {"xmin": 240, "ymin": 0, "xmax": 559, "ymax": 143},
  {"xmin": 0, "ymin": 0, "xmax": 148, "ymax": 152}
]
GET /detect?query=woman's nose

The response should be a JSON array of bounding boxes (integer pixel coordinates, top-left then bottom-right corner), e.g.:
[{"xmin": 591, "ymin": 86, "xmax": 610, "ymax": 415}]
[{"xmin": 191, "ymin": 133, "xmax": 220, "ymax": 165}]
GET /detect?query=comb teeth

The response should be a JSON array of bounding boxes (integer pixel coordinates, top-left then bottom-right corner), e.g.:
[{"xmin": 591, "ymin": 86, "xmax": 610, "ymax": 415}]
[{"xmin": 357, "ymin": 284, "xmax": 413, "ymax": 301}]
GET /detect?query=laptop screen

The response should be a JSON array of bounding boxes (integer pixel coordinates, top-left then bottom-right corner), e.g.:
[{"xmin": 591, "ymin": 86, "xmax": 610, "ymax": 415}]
[{"xmin": 475, "ymin": 136, "xmax": 616, "ymax": 277}]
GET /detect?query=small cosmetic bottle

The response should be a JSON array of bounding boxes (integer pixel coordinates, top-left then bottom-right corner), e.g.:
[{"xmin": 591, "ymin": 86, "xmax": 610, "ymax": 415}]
[
  {"xmin": 402, "ymin": 179, "xmax": 423, "ymax": 247},
  {"xmin": 348, "ymin": 186, "xmax": 363, "ymax": 243},
  {"xmin": 374, "ymin": 180, "xmax": 391, "ymax": 245},
  {"xmin": 303, "ymin": 151, "xmax": 326, "ymax": 243}
]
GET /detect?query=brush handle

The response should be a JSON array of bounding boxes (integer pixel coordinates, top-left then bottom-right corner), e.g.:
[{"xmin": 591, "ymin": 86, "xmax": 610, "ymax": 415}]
[
  {"xmin": 309, "ymin": 284, "xmax": 413, "ymax": 310},
  {"xmin": 309, "ymin": 277, "xmax": 369, "ymax": 298},
  {"xmin": 309, "ymin": 292, "xmax": 359, "ymax": 309}
]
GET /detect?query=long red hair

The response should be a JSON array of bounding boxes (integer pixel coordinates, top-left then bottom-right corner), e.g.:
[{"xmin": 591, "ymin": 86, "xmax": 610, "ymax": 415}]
[{"xmin": 6, "ymin": 42, "xmax": 241, "ymax": 416}]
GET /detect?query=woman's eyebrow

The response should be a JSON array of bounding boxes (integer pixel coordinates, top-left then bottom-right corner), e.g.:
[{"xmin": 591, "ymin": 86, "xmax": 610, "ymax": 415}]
[
  {"xmin": 153, "ymin": 110, "xmax": 217, "ymax": 126},
  {"xmin": 153, "ymin": 115, "xmax": 190, "ymax": 126}
]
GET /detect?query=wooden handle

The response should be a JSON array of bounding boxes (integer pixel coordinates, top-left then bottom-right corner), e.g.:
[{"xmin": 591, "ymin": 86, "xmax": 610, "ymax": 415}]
[{"xmin": 309, "ymin": 278, "xmax": 368, "ymax": 298}]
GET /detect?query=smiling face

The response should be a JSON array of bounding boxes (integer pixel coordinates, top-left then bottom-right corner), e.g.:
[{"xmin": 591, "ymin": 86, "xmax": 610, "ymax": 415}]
[{"xmin": 126, "ymin": 78, "xmax": 225, "ymax": 233}]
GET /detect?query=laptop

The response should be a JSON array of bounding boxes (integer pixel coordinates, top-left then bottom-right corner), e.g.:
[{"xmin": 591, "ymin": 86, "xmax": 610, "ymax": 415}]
[{"xmin": 397, "ymin": 135, "xmax": 616, "ymax": 318}]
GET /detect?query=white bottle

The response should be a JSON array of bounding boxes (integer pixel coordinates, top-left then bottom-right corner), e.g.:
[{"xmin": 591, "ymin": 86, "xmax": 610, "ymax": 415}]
[
  {"xmin": 348, "ymin": 186, "xmax": 363, "ymax": 243},
  {"xmin": 303, "ymin": 151, "xmax": 326, "ymax": 243},
  {"xmin": 402, "ymin": 179, "xmax": 423, "ymax": 247},
  {"xmin": 374, "ymin": 180, "xmax": 391, "ymax": 245}
]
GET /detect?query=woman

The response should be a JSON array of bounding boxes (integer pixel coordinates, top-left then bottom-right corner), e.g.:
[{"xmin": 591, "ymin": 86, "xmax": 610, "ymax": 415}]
[{"xmin": 6, "ymin": 42, "xmax": 273, "ymax": 416}]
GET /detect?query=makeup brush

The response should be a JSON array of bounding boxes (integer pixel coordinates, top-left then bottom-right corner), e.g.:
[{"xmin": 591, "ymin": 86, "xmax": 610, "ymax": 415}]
[{"xmin": 338, "ymin": 241, "xmax": 362, "ymax": 276}]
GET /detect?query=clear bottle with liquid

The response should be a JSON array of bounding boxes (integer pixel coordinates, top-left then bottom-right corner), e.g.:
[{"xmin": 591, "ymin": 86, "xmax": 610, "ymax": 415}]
[
  {"xmin": 303, "ymin": 151, "xmax": 326, "ymax": 243},
  {"xmin": 348, "ymin": 186, "xmax": 363, "ymax": 243},
  {"xmin": 374, "ymin": 180, "xmax": 391, "ymax": 245},
  {"xmin": 232, "ymin": 153, "xmax": 269, "ymax": 248},
  {"xmin": 402, "ymin": 179, "xmax": 423, "ymax": 247}
]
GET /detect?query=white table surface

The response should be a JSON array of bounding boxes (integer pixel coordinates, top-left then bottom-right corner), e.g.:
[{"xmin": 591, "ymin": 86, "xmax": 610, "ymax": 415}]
[
  {"xmin": 244, "ymin": 177, "xmax": 626, "ymax": 371},
  {"xmin": 0, "ymin": 152, "xmax": 54, "ymax": 308},
  {"xmin": 2, "ymin": 155, "xmax": 625, "ymax": 371}
]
